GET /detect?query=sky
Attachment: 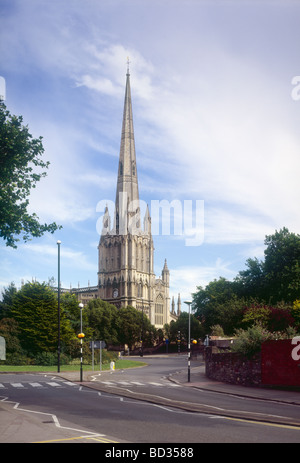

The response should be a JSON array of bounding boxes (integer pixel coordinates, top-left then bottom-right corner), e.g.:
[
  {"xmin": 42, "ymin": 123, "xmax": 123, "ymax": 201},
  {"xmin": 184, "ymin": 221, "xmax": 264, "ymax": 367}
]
[{"xmin": 1, "ymin": 0, "xmax": 300, "ymax": 309}]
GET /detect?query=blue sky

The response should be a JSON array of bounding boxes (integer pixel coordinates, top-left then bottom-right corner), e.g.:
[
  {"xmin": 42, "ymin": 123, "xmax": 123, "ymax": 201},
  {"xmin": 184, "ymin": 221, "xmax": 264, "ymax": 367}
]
[{"xmin": 1, "ymin": 0, "xmax": 300, "ymax": 308}]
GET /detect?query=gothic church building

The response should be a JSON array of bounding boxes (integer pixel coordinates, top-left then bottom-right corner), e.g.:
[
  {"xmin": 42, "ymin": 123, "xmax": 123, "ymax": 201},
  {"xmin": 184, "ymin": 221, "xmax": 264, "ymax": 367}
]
[{"xmin": 75, "ymin": 68, "xmax": 178, "ymax": 328}]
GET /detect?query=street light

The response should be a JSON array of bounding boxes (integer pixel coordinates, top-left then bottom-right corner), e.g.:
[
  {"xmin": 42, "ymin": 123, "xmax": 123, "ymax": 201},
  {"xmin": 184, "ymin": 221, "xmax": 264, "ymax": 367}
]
[
  {"xmin": 78, "ymin": 303, "xmax": 84, "ymax": 382},
  {"xmin": 57, "ymin": 240, "xmax": 61, "ymax": 373},
  {"xmin": 184, "ymin": 300, "xmax": 192, "ymax": 383}
]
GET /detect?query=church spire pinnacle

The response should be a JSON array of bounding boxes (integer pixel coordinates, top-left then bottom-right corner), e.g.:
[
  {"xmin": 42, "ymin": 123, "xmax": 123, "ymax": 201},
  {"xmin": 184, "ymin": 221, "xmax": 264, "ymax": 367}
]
[
  {"xmin": 114, "ymin": 63, "xmax": 140, "ymax": 234},
  {"xmin": 127, "ymin": 56, "xmax": 131, "ymax": 75}
]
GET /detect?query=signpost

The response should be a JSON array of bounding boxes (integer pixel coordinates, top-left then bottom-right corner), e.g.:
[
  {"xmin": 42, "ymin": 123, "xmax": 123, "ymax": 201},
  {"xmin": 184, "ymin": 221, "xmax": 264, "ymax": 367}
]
[{"xmin": 89, "ymin": 341, "xmax": 106, "ymax": 371}]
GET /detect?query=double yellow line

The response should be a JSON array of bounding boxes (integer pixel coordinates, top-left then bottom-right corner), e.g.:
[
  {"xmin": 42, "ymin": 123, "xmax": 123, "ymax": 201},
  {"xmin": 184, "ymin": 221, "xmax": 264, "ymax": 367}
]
[{"xmin": 32, "ymin": 435, "xmax": 119, "ymax": 443}]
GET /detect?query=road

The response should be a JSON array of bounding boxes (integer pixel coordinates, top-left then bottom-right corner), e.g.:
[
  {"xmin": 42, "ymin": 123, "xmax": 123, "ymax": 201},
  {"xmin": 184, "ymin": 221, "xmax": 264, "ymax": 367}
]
[{"xmin": 1, "ymin": 356, "xmax": 300, "ymax": 445}]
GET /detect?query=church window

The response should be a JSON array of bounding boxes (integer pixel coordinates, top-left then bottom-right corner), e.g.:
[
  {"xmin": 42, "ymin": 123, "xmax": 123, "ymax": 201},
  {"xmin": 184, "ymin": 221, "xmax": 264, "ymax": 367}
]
[
  {"xmin": 155, "ymin": 295, "xmax": 164, "ymax": 326},
  {"xmin": 138, "ymin": 282, "xmax": 142, "ymax": 298},
  {"xmin": 119, "ymin": 162, "xmax": 123, "ymax": 176},
  {"xmin": 116, "ymin": 213, "xmax": 119, "ymax": 233}
]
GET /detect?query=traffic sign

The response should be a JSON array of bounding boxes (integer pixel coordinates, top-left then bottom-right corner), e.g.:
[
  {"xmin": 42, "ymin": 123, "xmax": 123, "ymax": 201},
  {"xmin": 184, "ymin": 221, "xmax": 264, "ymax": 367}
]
[{"xmin": 89, "ymin": 341, "xmax": 106, "ymax": 349}]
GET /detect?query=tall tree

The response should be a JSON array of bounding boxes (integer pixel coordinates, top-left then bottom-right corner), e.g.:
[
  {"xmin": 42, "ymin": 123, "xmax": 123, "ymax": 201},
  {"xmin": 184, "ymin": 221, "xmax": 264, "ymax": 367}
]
[
  {"xmin": 116, "ymin": 306, "xmax": 156, "ymax": 350},
  {"xmin": 0, "ymin": 282, "xmax": 17, "ymax": 320},
  {"xmin": 236, "ymin": 228, "xmax": 300, "ymax": 304},
  {"xmin": 192, "ymin": 277, "xmax": 241, "ymax": 333},
  {"xmin": 263, "ymin": 228, "xmax": 300, "ymax": 303},
  {"xmin": 85, "ymin": 299, "xmax": 118, "ymax": 345},
  {"xmin": 235, "ymin": 257, "xmax": 266, "ymax": 301},
  {"xmin": 11, "ymin": 281, "xmax": 73, "ymax": 354},
  {"xmin": 0, "ymin": 102, "xmax": 61, "ymax": 248},
  {"xmin": 169, "ymin": 312, "xmax": 204, "ymax": 342}
]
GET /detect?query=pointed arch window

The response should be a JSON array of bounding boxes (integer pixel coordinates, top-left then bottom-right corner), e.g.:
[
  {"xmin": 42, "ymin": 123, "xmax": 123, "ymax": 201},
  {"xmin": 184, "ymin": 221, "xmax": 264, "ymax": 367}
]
[
  {"xmin": 137, "ymin": 282, "xmax": 143, "ymax": 298},
  {"xmin": 116, "ymin": 213, "xmax": 119, "ymax": 234},
  {"xmin": 155, "ymin": 294, "xmax": 164, "ymax": 326}
]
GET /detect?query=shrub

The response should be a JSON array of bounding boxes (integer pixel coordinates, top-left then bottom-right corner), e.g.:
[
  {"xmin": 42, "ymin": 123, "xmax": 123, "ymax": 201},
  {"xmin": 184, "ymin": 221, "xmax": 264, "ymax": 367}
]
[
  {"xmin": 2, "ymin": 353, "xmax": 34, "ymax": 365},
  {"xmin": 231, "ymin": 323, "xmax": 299, "ymax": 358},
  {"xmin": 33, "ymin": 352, "xmax": 71, "ymax": 366},
  {"xmin": 210, "ymin": 324, "xmax": 225, "ymax": 337},
  {"xmin": 231, "ymin": 323, "xmax": 274, "ymax": 357}
]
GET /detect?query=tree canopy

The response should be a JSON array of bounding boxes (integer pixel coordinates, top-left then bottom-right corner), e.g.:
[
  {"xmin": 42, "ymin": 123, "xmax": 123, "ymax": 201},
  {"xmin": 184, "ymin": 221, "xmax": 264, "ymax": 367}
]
[
  {"xmin": 168, "ymin": 312, "xmax": 204, "ymax": 342},
  {"xmin": 115, "ymin": 306, "xmax": 157, "ymax": 350},
  {"xmin": 0, "ymin": 282, "xmax": 158, "ymax": 362},
  {"xmin": 193, "ymin": 228, "xmax": 300, "ymax": 335},
  {"xmin": 236, "ymin": 227, "xmax": 300, "ymax": 304},
  {"xmin": 10, "ymin": 281, "xmax": 73, "ymax": 355},
  {"xmin": 0, "ymin": 102, "xmax": 61, "ymax": 248},
  {"xmin": 85, "ymin": 298, "xmax": 119, "ymax": 345}
]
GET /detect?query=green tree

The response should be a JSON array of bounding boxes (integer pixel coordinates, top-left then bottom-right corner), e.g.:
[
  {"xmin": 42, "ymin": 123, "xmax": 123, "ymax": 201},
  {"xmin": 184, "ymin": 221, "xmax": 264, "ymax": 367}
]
[
  {"xmin": 60, "ymin": 292, "xmax": 89, "ymax": 335},
  {"xmin": 0, "ymin": 102, "xmax": 61, "ymax": 248},
  {"xmin": 192, "ymin": 277, "xmax": 243, "ymax": 334},
  {"xmin": 11, "ymin": 281, "xmax": 73, "ymax": 355},
  {"xmin": 0, "ymin": 282, "xmax": 17, "ymax": 320},
  {"xmin": 116, "ymin": 306, "xmax": 156, "ymax": 350},
  {"xmin": 235, "ymin": 257, "xmax": 266, "ymax": 301},
  {"xmin": 236, "ymin": 228, "xmax": 300, "ymax": 304},
  {"xmin": 169, "ymin": 312, "xmax": 204, "ymax": 343},
  {"xmin": 263, "ymin": 228, "xmax": 300, "ymax": 303},
  {"xmin": 85, "ymin": 299, "xmax": 118, "ymax": 345},
  {"xmin": 192, "ymin": 228, "xmax": 300, "ymax": 335}
]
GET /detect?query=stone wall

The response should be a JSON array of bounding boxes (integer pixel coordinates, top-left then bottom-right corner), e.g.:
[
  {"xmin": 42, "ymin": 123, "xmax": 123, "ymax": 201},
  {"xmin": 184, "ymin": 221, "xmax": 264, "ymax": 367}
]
[{"xmin": 205, "ymin": 347, "xmax": 261, "ymax": 387}]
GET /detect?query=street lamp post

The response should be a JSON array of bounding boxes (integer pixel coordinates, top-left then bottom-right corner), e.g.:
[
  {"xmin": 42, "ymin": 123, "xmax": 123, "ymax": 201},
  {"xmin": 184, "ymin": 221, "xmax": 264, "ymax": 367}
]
[
  {"xmin": 79, "ymin": 303, "xmax": 84, "ymax": 382},
  {"xmin": 57, "ymin": 240, "xmax": 61, "ymax": 373},
  {"xmin": 184, "ymin": 300, "xmax": 192, "ymax": 383}
]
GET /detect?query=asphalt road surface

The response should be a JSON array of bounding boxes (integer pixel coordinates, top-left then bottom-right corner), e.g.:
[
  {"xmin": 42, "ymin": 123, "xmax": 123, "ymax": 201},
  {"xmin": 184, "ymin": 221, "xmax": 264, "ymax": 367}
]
[{"xmin": 1, "ymin": 356, "xmax": 300, "ymax": 445}]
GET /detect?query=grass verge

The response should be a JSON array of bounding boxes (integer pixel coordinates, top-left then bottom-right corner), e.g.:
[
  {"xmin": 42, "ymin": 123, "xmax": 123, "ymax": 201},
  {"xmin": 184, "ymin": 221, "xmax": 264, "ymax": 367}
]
[{"xmin": 0, "ymin": 359, "xmax": 147, "ymax": 373}]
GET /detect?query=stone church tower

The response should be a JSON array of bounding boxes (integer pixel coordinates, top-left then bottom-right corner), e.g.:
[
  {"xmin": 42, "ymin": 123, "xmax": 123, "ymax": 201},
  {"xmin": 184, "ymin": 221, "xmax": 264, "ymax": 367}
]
[{"xmin": 97, "ymin": 67, "xmax": 174, "ymax": 328}]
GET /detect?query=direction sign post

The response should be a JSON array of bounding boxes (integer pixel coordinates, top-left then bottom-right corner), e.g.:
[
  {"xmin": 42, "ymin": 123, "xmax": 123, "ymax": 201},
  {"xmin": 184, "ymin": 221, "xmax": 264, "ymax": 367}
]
[{"xmin": 89, "ymin": 341, "xmax": 106, "ymax": 371}]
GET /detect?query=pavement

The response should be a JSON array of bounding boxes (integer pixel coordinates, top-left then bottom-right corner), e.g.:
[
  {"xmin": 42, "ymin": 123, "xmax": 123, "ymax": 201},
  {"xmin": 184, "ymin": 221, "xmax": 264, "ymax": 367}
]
[{"xmin": 172, "ymin": 363, "xmax": 300, "ymax": 405}]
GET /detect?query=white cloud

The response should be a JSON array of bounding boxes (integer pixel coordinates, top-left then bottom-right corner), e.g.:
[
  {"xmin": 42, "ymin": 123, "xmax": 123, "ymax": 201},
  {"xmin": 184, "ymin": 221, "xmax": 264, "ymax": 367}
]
[
  {"xmin": 76, "ymin": 75, "xmax": 121, "ymax": 97},
  {"xmin": 203, "ymin": 207, "xmax": 275, "ymax": 245},
  {"xmin": 169, "ymin": 258, "xmax": 237, "ymax": 308}
]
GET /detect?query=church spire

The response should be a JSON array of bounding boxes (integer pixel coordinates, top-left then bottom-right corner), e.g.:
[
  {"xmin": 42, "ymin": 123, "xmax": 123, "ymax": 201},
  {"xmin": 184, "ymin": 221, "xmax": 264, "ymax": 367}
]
[{"xmin": 114, "ymin": 63, "xmax": 139, "ymax": 234}]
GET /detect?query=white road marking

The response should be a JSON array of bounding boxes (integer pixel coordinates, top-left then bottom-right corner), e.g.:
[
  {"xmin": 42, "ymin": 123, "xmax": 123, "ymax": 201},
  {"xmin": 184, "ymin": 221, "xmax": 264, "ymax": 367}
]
[{"xmin": 46, "ymin": 382, "xmax": 63, "ymax": 387}]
